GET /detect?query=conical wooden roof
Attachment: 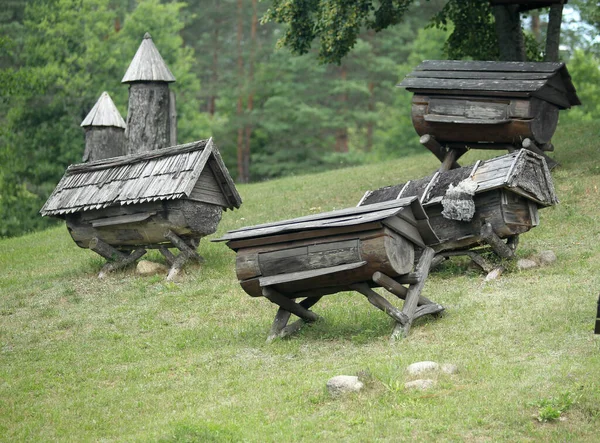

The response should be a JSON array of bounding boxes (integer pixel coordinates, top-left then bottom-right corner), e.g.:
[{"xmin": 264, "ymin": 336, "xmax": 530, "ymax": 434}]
[
  {"xmin": 121, "ymin": 32, "xmax": 176, "ymax": 83},
  {"xmin": 81, "ymin": 92, "xmax": 126, "ymax": 128}
]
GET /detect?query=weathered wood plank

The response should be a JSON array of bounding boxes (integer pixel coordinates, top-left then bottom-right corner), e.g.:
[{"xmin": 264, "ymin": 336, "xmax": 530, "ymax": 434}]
[
  {"xmin": 414, "ymin": 60, "xmax": 563, "ymax": 73},
  {"xmin": 392, "ymin": 247, "xmax": 435, "ymax": 339},
  {"xmin": 350, "ymin": 283, "xmax": 410, "ymax": 325},
  {"xmin": 258, "ymin": 261, "xmax": 367, "ymax": 287},
  {"xmin": 402, "ymin": 77, "xmax": 547, "ymax": 92},
  {"xmin": 262, "ymin": 288, "xmax": 319, "ymax": 322},
  {"xmin": 409, "ymin": 70, "xmax": 554, "ymax": 80}
]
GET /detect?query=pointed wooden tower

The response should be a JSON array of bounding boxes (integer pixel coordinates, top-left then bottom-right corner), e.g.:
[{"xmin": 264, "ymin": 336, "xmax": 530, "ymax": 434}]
[
  {"xmin": 122, "ymin": 32, "xmax": 176, "ymax": 154},
  {"xmin": 81, "ymin": 91, "xmax": 126, "ymax": 162}
]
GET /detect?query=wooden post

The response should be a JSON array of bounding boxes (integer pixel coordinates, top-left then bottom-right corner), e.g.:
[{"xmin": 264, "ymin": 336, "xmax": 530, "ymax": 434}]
[
  {"xmin": 164, "ymin": 230, "xmax": 204, "ymax": 281},
  {"xmin": 266, "ymin": 297, "xmax": 322, "ymax": 343},
  {"xmin": 420, "ymin": 134, "xmax": 462, "ymax": 169},
  {"xmin": 350, "ymin": 283, "xmax": 410, "ymax": 325},
  {"xmin": 372, "ymin": 272, "xmax": 435, "ymax": 306},
  {"xmin": 98, "ymin": 248, "xmax": 147, "ymax": 279},
  {"xmin": 392, "ymin": 247, "xmax": 435, "ymax": 340},
  {"xmin": 89, "ymin": 237, "xmax": 127, "ymax": 261},
  {"xmin": 438, "ymin": 149, "xmax": 459, "ymax": 173},
  {"xmin": 480, "ymin": 223, "xmax": 515, "ymax": 259},
  {"xmin": 262, "ymin": 287, "xmax": 320, "ymax": 323}
]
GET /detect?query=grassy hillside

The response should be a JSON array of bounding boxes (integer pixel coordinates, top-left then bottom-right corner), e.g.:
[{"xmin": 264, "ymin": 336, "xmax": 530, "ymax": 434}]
[{"xmin": 1, "ymin": 120, "xmax": 599, "ymax": 441}]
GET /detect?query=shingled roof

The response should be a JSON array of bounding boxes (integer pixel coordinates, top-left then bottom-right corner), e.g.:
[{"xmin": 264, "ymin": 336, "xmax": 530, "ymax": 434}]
[
  {"xmin": 40, "ymin": 138, "xmax": 241, "ymax": 216},
  {"xmin": 81, "ymin": 92, "xmax": 126, "ymax": 128},
  {"xmin": 122, "ymin": 32, "xmax": 176, "ymax": 83},
  {"xmin": 399, "ymin": 60, "xmax": 580, "ymax": 109},
  {"xmin": 359, "ymin": 150, "xmax": 558, "ymax": 208}
]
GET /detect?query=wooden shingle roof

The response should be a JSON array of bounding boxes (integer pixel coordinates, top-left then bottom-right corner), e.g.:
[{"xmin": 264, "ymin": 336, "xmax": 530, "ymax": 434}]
[
  {"xmin": 122, "ymin": 32, "xmax": 176, "ymax": 83},
  {"xmin": 359, "ymin": 150, "xmax": 558, "ymax": 208},
  {"xmin": 40, "ymin": 138, "xmax": 241, "ymax": 216},
  {"xmin": 399, "ymin": 60, "xmax": 580, "ymax": 109},
  {"xmin": 81, "ymin": 92, "xmax": 126, "ymax": 128}
]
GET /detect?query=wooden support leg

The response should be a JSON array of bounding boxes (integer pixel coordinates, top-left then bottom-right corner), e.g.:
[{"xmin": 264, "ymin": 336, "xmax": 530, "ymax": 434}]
[
  {"xmin": 98, "ymin": 248, "xmax": 147, "ymax": 279},
  {"xmin": 438, "ymin": 148, "xmax": 459, "ymax": 173},
  {"xmin": 89, "ymin": 237, "xmax": 127, "ymax": 261},
  {"xmin": 262, "ymin": 287, "xmax": 319, "ymax": 323},
  {"xmin": 266, "ymin": 297, "xmax": 322, "ymax": 343},
  {"xmin": 164, "ymin": 231, "xmax": 204, "ymax": 281},
  {"xmin": 507, "ymin": 235, "xmax": 519, "ymax": 252},
  {"xmin": 89, "ymin": 237, "xmax": 147, "ymax": 278},
  {"xmin": 392, "ymin": 247, "xmax": 436, "ymax": 340},
  {"xmin": 351, "ymin": 283, "xmax": 410, "ymax": 325},
  {"xmin": 158, "ymin": 246, "xmax": 176, "ymax": 266},
  {"xmin": 372, "ymin": 271, "xmax": 434, "ymax": 306},
  {"xmin": 420, "ymin": 134, "xmax": 464, "ymax": 169},
  {"xmin": 480, "ymin": 223, "xmax": 515, "ymax": 259}
]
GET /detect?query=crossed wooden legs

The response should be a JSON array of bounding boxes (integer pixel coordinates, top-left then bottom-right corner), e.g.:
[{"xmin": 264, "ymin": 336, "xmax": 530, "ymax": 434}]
[
  {"xmin": 262, "ymin": 247, "xmax": 444, "ymax": 342},
  {"xmin": 89, "ymin": 230, "xmax": 204, "ymax": 280}
]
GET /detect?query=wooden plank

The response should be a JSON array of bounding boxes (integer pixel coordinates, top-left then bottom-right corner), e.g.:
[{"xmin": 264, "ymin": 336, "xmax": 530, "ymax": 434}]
[
  {"xmin": 224, "ymin": 223, "xmax": 383, "ymax": 250},
  {"xmin": 409, "ymin": 70, "xmax": 553, "ymax": 80},
  {"xmin": 401, "ymin": 77, "xmax": 547, "ymax": 93},
  {"xmin": 372, "ymin": 271, "xmax": 435, "ymax": 306},
  {"xmin": 259, "ymin": 261, "xmax": 367, "ymax": 287},
  {"xmin": 423, "ymin": 115, "xmax": 510, "ymax": 125},
  {"xmin": 414, "ymin": 60, "xmax": 563, "ymax": 73},
  {"xmin": 392, "ymin": 247, "xmax": 435, "ymax": 339},
  {"xmin": 381, "ymin": 217, "xmax": 425, "ymax": 248},
  {"xmin": 222, "ymin": 198, "xmax": 418, "ymax": 235},
  {"xmin": 91, "ymin": 211, "xmax": 156, "ymax": 227}
]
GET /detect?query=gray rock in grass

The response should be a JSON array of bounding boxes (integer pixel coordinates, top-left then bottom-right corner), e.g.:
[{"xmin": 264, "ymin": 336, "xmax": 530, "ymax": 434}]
[
  {"xmin": 441, "ymin": 363, "xmax": 459, "ymax": 374},
  {"xmin": 136, "ymin": 260, "xmax": 169, "ymax": 276},
  {"xmin": 517, "ymin": 258, "xmax": 538, "ymax": 270},
  {"xmin": 537, "ymin": 250, "xmax": 557, "ymax": 266},
  {"xmin": 326, "ymin": 375, "xmax": 364, "ymax": 397},
  {"xmin": 406, "ymin": 361, "xmax": 439, "ymax": 375}
]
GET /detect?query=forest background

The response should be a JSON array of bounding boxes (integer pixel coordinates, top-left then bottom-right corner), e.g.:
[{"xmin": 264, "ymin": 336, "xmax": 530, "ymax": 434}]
[{"xmin": 1, "ymin": 0, "xmax": 599, "ymax": 238}]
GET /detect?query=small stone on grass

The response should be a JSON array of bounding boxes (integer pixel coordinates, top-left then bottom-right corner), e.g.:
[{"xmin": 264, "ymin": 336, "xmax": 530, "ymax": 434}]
[
  {"xmin": 537, "ymin": 250, "xmax": 557, "ymax": 266},
  {"xmin": 326, "ymin": 375, "xmax": 364, "ymax": 397},
  {"xmin": 407, "ymin": 361, "xmax": 439, "ymax": 375},
  {"xmin": 517, "ymin": 258, "xmax": 538, "ymax": 270},
  {"xmin": 137, "ymin": 260, "xmax": 169, "ymax": 276}
]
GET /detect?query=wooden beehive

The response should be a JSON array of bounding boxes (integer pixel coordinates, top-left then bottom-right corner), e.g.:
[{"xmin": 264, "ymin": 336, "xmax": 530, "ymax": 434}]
[
  {"xmin": 40, "ymin": 138, "xmax": 241, "ymax": 251},
  {"xmin": 359, "ymin": 150, "xmax": 558, "ymax": 252},
  {"xmin": 399, "ymin": 60, "xmax": 580, "ymax": 149},
  {"xmin": 215, "ymin": 198, "xmax": 438, "ymax": 298}
]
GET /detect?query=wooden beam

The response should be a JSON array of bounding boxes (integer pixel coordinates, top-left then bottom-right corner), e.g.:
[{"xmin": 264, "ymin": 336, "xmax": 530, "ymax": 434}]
[
  {"xmin": 392, "ymin": 247, "xmax": 436, "ymax": 339},
  {"xmin": 350, "ymin": 283, "xmax": 409, "ymax": 325},
  {"xmin": 89, "ymin": 237, "xmax": 127, "ymax": 261},
  {"xmin": 262, "ymin": 287, "xmax": 319, "ymax": 323},
  {"xmin": 266, "ymin": 297, "xmax": 322, "ymax": 343},
  {"xmin": 480, "ymin": 223, "xmax": 515, "ymax": 259},
  {"xmin": 372, "ymin": 271, "xmax": 435, "ymax": 306},
  {"xmin": 98, "ymin": 248, "xmax": 147, "ymax": 279}
]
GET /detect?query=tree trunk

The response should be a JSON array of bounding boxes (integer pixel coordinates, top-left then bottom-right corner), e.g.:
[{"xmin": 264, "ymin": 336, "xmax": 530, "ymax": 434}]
[
  {"xmin": 235, "ymin": 0, "xmax": 247, "ymax": 183},
  {"xmin": 243, "ymin": 0, "xmax": 257, "ymax": 183},
  {"xmin": 209, "ymin": 26, "xmax": 219, "ymax": 116},
  {"xmin": 492, "ymin": 5, "xmax": 525, "ymax": 61},
  {"xmin": 125, "ymin": 82, "xmax": 170, "ymax": 154},
  {"xmin": 366, "ymin": 81, "xmax": 374, "ymax": 152},
  {"xmin": 530, "ymin": 11, "xmax": 541, "ymax": 42},
  {"xmin": 545, "ymin": 2, "xmax": 564, "ymax": 62},
  {"xmin": 335, "ymin": 65, "xmax": 349, "ymax": 153}
]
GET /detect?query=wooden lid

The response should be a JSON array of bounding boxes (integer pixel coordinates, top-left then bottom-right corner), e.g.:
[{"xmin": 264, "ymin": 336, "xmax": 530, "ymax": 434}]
[
  {"xmin": 81, "ymin": 92, "xmax": 126, "ymax": 128},
  {"xmin": 121, "ymin": 32, "xmax": 176, "ymax": 83}
]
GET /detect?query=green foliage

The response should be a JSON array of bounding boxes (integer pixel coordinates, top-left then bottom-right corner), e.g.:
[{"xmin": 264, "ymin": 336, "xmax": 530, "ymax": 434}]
[
  {"xmin": 562, "ymin": 49, "xmax": 600, "ymax": 122},
  {"xmin": 529, "ymin": 391, "xmax": 578, "ymax": 422},
  {"xmin": 264, "ymin": 0, "xmax": 413, "ymax": 64},
  {"xmin": 0, "ymin": 0, "xmax": 203, "ymax": 238}
]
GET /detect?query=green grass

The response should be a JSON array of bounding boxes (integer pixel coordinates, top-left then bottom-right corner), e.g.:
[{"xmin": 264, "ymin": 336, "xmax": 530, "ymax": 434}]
[{"xmin": 1, "ymin": 120, "xmax": 599, "ymax": 441}]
